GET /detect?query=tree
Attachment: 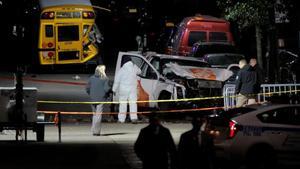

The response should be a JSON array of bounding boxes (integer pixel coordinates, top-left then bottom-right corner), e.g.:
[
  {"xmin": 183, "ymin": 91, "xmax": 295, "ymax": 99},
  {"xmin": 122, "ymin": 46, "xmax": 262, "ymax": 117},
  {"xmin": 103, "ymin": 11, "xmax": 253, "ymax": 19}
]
[{"xmin": 217, "ymin": 0, "xmax": 276, "ymax": 69}]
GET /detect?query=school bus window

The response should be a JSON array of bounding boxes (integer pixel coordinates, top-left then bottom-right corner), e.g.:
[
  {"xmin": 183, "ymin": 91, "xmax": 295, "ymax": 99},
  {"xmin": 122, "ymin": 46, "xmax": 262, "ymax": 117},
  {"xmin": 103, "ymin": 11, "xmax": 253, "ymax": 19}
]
[
  {"xmin": 58, "ymin": 26, "xmax": 79, "ymax": 42},
  {"xmin": 45, "ymin": 25, "xmax": 53, "ymax": 37}
]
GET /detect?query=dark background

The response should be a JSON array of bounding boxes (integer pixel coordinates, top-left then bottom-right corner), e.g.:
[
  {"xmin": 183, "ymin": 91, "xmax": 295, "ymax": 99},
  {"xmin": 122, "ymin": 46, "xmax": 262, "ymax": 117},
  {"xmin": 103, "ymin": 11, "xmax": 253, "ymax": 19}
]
[{"xmin": 0, "ymin": 0, "xmax": 299, "ymax": 75}]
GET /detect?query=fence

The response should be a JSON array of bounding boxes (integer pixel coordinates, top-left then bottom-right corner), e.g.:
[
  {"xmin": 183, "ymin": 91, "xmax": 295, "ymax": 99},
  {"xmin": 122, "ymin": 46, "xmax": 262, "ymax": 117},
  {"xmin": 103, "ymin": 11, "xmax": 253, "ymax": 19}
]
[{"xmin": 223, "ymin": 83, "xmax": 300, "ymax": 110}]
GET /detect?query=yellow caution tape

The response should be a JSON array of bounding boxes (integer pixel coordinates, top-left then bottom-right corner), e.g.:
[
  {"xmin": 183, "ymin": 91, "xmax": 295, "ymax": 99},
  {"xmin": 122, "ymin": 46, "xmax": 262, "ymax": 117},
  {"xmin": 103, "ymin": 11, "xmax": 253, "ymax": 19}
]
[
  {"xmin": 37, "ymin": 89, "xmax": 299, "ymax": 105},
  {"xmin": 41, "ymin": 106, "xmax": 225, "ymax": 115}
]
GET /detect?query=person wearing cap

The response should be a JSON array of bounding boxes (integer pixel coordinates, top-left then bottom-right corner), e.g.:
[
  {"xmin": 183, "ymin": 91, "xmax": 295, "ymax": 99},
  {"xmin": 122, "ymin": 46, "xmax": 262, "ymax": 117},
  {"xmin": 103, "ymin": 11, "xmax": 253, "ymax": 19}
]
[
  {"xmin": 112, "ymin": 56, "xmax": 141, "ymax": 123},
  {"xmin": 86, "ymin": 65, "xmax": 110, "ymax": 136}
]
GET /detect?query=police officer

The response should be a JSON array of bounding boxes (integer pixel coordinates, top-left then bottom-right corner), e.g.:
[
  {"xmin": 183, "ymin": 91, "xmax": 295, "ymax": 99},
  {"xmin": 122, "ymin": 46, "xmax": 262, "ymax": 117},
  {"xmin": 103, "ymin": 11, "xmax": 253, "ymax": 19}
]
[{"xmin": 235, "ymin": 59, "xmax": 257, "ymax": 107}]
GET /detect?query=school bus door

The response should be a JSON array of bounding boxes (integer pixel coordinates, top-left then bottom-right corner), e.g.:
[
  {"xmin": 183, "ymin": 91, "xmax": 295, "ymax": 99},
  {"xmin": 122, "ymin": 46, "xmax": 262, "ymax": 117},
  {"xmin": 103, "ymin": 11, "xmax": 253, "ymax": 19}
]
[{"xmin": 55, "ymin": 24, "xmax": 82, "ymax": 64}]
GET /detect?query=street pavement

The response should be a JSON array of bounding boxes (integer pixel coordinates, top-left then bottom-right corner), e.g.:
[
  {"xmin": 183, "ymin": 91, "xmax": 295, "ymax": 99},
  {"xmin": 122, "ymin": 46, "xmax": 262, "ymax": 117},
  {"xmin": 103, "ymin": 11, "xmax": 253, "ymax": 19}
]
[
  {"xmin": 0, "ymin": 67, "xmax": 194, "ymax": 169},
  {"xmin": 0, "ymin": 72, "xmax": 111, "ymax": 113},
  {"xmin": 0, "ymin": 122, "xmax": 192, "ymax": 169}
]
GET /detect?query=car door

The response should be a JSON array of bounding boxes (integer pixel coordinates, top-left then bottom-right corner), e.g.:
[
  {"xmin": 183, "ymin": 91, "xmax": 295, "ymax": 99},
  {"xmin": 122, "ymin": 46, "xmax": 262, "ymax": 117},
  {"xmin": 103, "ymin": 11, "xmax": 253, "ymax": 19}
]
[
  {"xmin": 273, "ymin": 107, "xmax": 300, "ymax": 153},
  {"xmin": 114, "ymin": 52, "xmax": 160, "ymax": 108},
  {"xmin": 257, "ymin": 106, "xmax": 300, "ymax": 159}
]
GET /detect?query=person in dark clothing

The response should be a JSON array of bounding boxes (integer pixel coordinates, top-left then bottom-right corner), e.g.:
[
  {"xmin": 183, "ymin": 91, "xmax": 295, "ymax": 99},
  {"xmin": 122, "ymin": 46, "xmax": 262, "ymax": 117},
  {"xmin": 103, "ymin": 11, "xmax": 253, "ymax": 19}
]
[
  {"xmin": 250, "ymin": 58, "xmax": 264, "ymax": 94},
  {"xmin": 235, "ymin": 59, "xmax": 257, "ymax": 107},
  {"xmin": 178, "ymin": 117, "xmax": 215, "ymax": 169},
  {"xmin": 134, "ymin": 113, "xmax": 177, "ymax": 169},
  {"xmin": 86, "ymin": 65, "xmax": 110, "ymax": 136}
]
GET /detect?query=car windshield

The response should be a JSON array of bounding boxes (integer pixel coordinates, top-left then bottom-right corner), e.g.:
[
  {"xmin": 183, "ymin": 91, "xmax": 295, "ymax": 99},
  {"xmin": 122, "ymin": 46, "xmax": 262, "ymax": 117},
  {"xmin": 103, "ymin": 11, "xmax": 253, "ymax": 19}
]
[
  {"xmin": 192, "ymin": 44, "xmax": 238, "ymax": 58},
  {"xmin": 207, "ymin": 54, "xmax": 244, "ymax": 66}
]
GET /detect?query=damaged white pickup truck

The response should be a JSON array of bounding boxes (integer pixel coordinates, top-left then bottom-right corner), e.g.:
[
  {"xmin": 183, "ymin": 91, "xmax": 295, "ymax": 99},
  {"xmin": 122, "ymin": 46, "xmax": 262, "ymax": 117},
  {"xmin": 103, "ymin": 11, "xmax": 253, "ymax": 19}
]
[{"xmin": 113, "ymin": 52, "xmax": 236, "ymax": 110}]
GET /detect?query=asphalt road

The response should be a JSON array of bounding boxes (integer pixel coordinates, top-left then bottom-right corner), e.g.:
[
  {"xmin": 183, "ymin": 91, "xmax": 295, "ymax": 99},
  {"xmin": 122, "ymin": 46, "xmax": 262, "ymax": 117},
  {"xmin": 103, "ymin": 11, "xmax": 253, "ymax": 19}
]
[
  {"xmin": 0, "ymin": 71, "xmax": 115, "ymax": 113},
  {"xmin": 0, "ymin": 142, "xmax": 130, "ymax": 169},
  {"xmin": 1, "ymin": 122, "xmax": 298, "ymax": 169},
  {"xmin": 0, "ymin": 123, "xmax": 190, "ymax": 169}
]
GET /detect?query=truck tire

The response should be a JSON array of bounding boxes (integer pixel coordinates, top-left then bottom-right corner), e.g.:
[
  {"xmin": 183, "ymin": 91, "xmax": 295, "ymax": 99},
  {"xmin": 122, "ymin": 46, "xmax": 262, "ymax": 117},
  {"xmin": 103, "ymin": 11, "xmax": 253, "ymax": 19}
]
[
  {"xmin": 158, "ymin": 91, "xmax": 172, "ymax": 111},
  {"xmin": 36, "ymin": 123, "xmax": 45, "ymax": 142}
]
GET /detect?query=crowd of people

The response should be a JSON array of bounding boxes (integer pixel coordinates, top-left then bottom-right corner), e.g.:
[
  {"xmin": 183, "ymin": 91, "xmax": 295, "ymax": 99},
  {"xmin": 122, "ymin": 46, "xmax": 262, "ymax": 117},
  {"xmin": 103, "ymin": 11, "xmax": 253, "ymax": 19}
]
[{"xmin": 135, "ymin": 113, "xmax": 215, "ymax": 169}]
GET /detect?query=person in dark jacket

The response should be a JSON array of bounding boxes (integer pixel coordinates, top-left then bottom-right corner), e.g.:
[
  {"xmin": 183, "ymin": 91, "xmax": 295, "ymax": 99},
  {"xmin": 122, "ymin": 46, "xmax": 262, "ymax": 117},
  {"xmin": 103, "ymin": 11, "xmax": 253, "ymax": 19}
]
[
  {"xmin": 178, "ymin": 117, "xmax": 215, "ymax": 169},
  {"xmin": 134, "ymin": 112, "xmax": 177, "ymax": 169},
  {"xmin": 235, "ymin": 59, "xmax": 257, "ymax": 107},
  {"xmin": 250, "ymin": 57, "xmax": 264, "ymax": 95},
  {"xmin": 86, "ymin": 65, "xmax": 110, "ymax": 136}
]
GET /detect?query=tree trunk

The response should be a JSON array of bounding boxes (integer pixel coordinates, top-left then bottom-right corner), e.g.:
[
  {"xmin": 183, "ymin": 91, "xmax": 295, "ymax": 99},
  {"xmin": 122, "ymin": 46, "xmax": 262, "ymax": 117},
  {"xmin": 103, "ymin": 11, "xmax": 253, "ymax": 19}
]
[{"xmin": 255, "ymin": 25, "xmax": 263, "ymax": 69}]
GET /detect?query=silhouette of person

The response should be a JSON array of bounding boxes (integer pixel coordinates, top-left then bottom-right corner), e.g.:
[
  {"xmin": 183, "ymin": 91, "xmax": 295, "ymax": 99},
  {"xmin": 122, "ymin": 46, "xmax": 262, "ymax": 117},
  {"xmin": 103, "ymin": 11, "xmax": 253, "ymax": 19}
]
[
  {"xmin": 235, "ymin": 59, "xmax": 257, "ymax": 107},
  {"xmin": 250, "ymin": 57, "xmax": 264, "ymax": 102},
  {"xmin": 178, "ymin": 117, "xmax": 215, "ymax": 169},
  {"xmin": 134, "ymin": 112, "xmax": 177, "ymax": 169}
]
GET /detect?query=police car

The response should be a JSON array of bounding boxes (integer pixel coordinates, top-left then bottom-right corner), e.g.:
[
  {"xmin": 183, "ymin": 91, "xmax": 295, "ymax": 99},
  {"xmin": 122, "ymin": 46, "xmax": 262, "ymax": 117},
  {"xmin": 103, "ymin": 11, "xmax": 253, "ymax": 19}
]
[{"xmin": 208, "ymin": 104, "xmax": 300, "ymax": 169}]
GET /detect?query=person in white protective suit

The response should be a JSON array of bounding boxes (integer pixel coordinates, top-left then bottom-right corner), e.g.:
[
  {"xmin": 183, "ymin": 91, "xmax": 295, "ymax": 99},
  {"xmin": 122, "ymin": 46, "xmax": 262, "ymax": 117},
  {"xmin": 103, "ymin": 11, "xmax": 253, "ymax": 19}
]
[
  {"xmin": 86, "ymin": 65, "xmax": 110, "ymax": 136},
  {"xmin": 112, "ymin": 56, "xmax": 142, "ymax": 123}
]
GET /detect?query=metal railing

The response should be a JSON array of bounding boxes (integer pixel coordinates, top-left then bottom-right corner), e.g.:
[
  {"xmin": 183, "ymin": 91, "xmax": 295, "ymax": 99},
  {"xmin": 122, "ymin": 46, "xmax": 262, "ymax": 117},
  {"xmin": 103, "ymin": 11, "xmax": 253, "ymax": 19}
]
[{"xmin": 223, "ymin": 83, "xmax": 300, "ymax": 110}]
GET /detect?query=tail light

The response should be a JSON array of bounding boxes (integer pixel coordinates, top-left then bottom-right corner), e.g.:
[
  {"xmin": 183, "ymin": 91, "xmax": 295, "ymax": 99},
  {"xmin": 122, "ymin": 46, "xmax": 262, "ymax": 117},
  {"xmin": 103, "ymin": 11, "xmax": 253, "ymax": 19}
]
[
  {"xmin": 47, "ymin": 42, "xmax": 53, "ymax": 48},
  {"xmin": 209, "ymin": 130, "xmax": 220, "ymax": 137},
  {"xmin": 228, "ymin": 120, "xmax": 238, "ymax": 139},
  {"xmin": 41, "ymin": 12, "xmax": 55, "ymax": 19},
  {"xmin": 82, "ymin": 11, "xmax": 95, "ymax": 19},
  {"xmin": 48, "ymin": 52, "xmax": 54, "ymax": 57}
]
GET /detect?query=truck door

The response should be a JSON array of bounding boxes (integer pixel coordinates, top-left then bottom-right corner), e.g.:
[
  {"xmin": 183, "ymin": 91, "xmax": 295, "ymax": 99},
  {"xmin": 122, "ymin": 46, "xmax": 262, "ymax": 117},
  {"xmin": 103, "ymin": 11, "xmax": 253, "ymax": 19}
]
[{"xmin": 114, "ymin": 52, "xmax": 159, "ymax": 108}]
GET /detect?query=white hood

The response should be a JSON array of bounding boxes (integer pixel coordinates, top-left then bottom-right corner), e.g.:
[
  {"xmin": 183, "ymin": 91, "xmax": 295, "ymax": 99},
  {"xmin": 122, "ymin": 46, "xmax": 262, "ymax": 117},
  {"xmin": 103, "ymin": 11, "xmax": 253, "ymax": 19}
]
[{"xmin": 163, "ymin": 63, "xmax": 233, "ymax": 82}]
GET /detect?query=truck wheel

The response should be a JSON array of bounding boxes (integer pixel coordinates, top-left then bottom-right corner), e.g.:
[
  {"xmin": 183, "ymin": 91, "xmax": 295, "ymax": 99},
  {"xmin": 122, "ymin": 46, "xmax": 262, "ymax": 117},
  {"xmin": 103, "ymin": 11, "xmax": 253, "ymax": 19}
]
[
  {"xmin": 112, "ymin": 104, "xmax": 119, "ymax": 120},
  {"xmin": 158, "ymin": 92, "xmax": 172, "ymax": 111},
  {"xmin": 36, "ymin": 123, "xmax": 45, "ymax": 142}
]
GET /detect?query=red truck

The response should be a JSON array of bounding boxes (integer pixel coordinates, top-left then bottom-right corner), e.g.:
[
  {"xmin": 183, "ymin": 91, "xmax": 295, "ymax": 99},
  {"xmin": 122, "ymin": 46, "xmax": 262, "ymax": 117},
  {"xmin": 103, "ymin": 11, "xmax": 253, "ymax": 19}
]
[{"xmin": 167, "ymin": 15, "xmax": 234, "ymax": 56}]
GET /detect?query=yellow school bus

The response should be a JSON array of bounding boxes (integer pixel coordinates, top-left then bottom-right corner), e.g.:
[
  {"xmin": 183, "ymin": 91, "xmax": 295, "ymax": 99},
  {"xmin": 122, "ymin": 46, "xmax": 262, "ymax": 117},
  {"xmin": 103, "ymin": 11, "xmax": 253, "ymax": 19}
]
[{"xmin": 38, "ymin": 0, "xmax": 102, "ymax": 65}]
